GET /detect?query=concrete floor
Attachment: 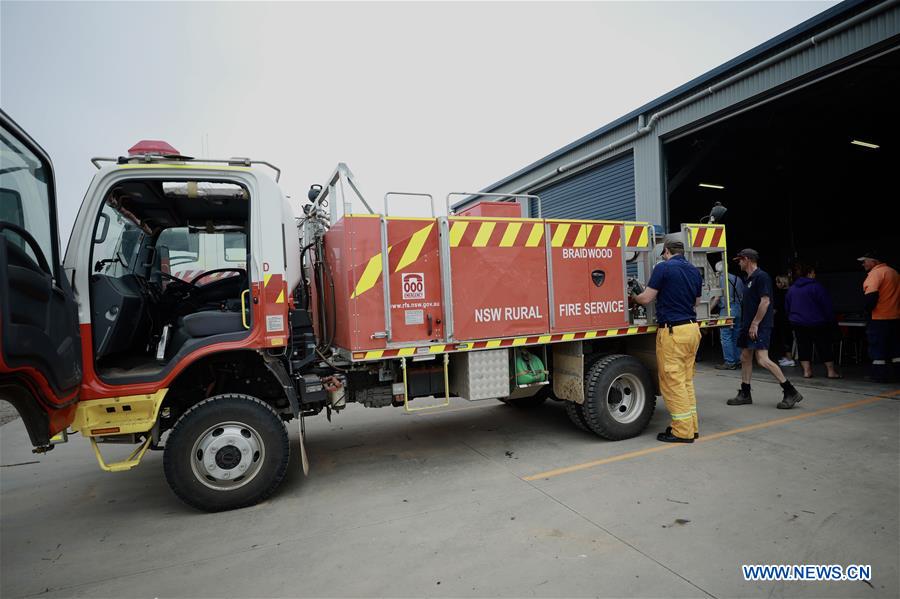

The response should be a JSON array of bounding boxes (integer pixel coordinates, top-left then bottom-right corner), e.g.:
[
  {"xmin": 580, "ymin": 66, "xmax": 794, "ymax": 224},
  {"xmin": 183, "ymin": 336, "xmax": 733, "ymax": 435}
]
[{"xmin": 1, "ymin": 367, "xmax": 898, "ymax": 598}]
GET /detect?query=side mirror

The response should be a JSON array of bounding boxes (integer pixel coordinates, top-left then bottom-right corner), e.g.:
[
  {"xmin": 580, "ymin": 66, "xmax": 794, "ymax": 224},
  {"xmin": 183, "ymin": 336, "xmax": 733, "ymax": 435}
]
[{"xmin": 94, "ymin": 213, "xmax": 110, "ymax": 244}]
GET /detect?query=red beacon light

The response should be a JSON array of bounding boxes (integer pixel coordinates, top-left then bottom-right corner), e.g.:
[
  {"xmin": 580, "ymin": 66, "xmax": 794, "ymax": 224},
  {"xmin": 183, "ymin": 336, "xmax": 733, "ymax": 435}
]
[{"xmin": 127, "ymin": 140, "xmax": 181, "ymax": 157}]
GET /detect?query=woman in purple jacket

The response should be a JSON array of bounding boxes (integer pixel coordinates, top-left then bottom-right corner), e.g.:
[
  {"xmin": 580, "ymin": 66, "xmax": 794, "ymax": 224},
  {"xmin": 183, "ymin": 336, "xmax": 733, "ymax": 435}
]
[{"xmin": 785, "ymin": 263, "xmax": 841, "ymax": 379}]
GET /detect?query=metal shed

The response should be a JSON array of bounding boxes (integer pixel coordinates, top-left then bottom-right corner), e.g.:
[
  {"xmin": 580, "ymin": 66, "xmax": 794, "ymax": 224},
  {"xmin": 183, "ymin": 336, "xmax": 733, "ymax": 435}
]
[{"xmin": 453, "ymin": 0, "xmax": 900, "ymax": 240}]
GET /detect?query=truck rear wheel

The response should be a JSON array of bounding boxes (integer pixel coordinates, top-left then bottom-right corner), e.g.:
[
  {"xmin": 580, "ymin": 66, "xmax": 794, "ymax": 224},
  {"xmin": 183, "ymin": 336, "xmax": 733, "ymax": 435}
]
[
  {"xmin": 581, "ymin": 354, "xmax": 655, "ymax": 440},
  {"xmin": 565, "ymin": 401, "xmax": 590, "ymax": 432},
  {"xmin": 163, "ymin": 394, "xmax": 290, "ymax": 512},
  {"xmin": 564, "ymin": 353, "xmax": 605, "ymax": 433}
]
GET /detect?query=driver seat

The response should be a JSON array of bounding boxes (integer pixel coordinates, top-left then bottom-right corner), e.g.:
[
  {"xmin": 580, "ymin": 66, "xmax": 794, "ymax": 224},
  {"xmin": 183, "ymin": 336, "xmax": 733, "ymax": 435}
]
[{"xmin": 165, "ymin": 311, "xmax": 246, "ymax": 359}]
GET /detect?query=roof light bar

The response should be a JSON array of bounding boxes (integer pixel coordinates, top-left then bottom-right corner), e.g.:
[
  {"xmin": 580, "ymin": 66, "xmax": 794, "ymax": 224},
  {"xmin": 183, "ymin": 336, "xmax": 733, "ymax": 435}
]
[
  {"xmin": 698, "ymin": 183, "xmax": 725, "ymax": 190},
  {"xmin": 850, "ymin": 139, "xmax": 879, "ymax": 149}
]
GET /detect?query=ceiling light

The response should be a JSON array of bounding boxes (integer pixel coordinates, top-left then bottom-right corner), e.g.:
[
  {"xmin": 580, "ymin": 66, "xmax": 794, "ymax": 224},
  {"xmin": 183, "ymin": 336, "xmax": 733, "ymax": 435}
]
[
  {"xmin": 851, "ymin": 139, "xmax": 879, "ymax": 149},
  {"xmin": 698, "ymin": 183, "xmax": 725, "ymax": 190}
]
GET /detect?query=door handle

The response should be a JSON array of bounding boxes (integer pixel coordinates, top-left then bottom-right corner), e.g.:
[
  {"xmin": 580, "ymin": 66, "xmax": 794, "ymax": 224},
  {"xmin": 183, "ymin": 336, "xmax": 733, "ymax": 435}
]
[
  {"xmin": 241, "ymin": 289, "xmax": 251, "ymax": 329},
  {"xmin": 427, "ymin": 313, "xmax": 433, "ymax": 337}
]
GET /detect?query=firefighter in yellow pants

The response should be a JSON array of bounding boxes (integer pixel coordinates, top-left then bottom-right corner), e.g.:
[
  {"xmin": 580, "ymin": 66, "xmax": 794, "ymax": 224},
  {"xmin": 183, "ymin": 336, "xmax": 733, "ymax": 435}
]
[
  {"xmin": 656, "ymin": 322, "xmax": 701, "ymax": 439},
  {"xmin": 632, "ymin": 235, "xmax": 703, "ymax": 443}
]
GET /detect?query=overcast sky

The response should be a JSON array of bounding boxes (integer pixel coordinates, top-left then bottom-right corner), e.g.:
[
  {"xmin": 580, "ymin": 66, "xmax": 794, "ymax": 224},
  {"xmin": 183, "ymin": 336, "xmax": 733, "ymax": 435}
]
[{"xmin": 2, "ymin": 0, "xmax": 836, "ymax": 238}]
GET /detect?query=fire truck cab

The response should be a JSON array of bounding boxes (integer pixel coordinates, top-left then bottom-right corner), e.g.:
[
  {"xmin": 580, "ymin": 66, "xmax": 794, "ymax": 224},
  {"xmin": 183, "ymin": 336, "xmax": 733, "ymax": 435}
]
[{"xmin": 1, "ymin": 110, "xmax": 303, "ymax": 511}]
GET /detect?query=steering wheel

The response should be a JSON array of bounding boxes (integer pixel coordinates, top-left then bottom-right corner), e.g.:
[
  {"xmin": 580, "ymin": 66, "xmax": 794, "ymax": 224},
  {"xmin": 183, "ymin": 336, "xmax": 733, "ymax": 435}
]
[
  {"xmin": 159, "ymin": 271, "xmax": 198, "ymax": 289},
  {"xmin": 190, "ymin": 268, "xmax": 247, "ymax": 287}
]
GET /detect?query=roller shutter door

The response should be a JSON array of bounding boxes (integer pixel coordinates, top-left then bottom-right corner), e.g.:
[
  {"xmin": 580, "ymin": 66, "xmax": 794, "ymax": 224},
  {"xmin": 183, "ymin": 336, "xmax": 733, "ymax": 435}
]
[{"xmin": 530, "ymin": 152, "xmax": 635, "ymax": 220}]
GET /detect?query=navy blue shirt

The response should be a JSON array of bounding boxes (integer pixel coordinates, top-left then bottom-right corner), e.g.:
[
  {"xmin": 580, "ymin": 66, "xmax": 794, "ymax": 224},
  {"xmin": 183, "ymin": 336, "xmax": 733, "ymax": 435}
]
[
  {"xmin": 647, "ymin": 254, "xmax": 702, "ymax": 324},
  {"xmin": 740, "ymin": 268, "xmax": 775, "ymax": 330}
]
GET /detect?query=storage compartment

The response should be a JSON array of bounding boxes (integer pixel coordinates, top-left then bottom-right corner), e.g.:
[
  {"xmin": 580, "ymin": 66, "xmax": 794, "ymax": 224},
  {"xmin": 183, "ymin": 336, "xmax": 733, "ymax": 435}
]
[
  {"xmin": 457, "ymin": 201, "xmax": 522, "ymax": 218},
  {"xmin": 449, "ymin": 349, "xmax": 510, "ymax": 401}
]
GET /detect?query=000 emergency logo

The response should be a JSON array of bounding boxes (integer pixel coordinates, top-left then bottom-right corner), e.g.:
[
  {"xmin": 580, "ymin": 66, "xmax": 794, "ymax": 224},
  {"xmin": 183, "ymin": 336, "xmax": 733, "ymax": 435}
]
[{"xmin": 402, "ymin": 273, "xmax": 425, "ymax": 300}]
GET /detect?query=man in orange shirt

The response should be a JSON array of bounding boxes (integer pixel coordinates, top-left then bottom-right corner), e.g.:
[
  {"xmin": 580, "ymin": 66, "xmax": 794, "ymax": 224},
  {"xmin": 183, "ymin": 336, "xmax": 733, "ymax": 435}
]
[{"xmin": 859, "ymin": 251, "xmax": 899, "ymax": 383}]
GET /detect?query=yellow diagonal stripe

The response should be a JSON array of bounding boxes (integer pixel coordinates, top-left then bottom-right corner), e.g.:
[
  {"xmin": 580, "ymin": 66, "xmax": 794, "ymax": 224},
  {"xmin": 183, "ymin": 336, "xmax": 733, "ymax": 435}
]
[
  {"xmin": 429, "ymin": 345, "xmax": 446, "ymax": 354},
  {"xmin": 398, "ymin": 347, "xmax": 416, "ymax": 357},
  {"xmin": 551, "ymin": 224, "xmax": 570, "ymax": 248},
  {"xmin": 486, "ymin": 340, "xmax": 502, "ymax": 349},
  {"xmin": 264, "ymin": 273, "xmax": 273, "ymax": 287},
  {"xmin": 624, "ymin": 225, "xmax": 635, "ymax": 248},
  {"xmin": 525, "ymin": 223, "xmax": 544, "ymax": 247},
  {"xmin": 365, "ymin": 350, "xmax": 384, "ymax": 360},
  {"xmin": 449, "ymin": 221, "xmax": 469, "ymax": 247},
  {"xmin": 693, "ymin": 227, "xmax": 708, "ymax": 247},
  {"xmin": 512, "ymin": 337, "xmax": 527, "ymax": 346},
  {"xmin": 538, "ymin": 335, "xmax": 552, "ymax": 344},
  {"xmin": 584, "ymin": 331, "xmax": 597, "ymax": 339},
  {"xmin": 574, "ymin": 224, "xmax": 592, "ymax": 248},
  {"xmin": 473, "ymin": 222, "xmax": 496, "ymax": 247},
  {"xmin": 499, "ymin": 222, "xmax": 522, "ymax": 247},
  {"xmin": 351, "ymin": 249, "xmax": 389, "ymax": 299},
  {"xmin": 637, "ymin": 226, "xmax": 649, "ymax": 247},
  {"xmin": 275, "ymin": 290, "xmax": 285, "ymax": 304},
  {"xmin": 561, "ymin": 333, "xmax": 575, "ymax": 341},
  {"xmin": 395, "ymin": 223, "xmax": 434, "ymax": 272},
  {"xmin": 596, "ymin": 224, "xmax": 615, "ymax": 247},
  {"xmin": 702, "ymin": 227, "xmax": 716, "ymax": 248}
]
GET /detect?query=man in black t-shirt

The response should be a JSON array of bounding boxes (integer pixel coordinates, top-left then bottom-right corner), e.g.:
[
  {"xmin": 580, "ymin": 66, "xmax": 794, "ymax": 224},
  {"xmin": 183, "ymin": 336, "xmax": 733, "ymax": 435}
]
[{"xmin": 727, "ymin": 249, "xmax": 803, "ymax": 409}]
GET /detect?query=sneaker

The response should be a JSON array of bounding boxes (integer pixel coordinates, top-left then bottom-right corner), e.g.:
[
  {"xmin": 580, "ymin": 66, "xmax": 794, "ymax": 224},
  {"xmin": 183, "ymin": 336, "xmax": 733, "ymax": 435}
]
[
  {"xmin": 776, "ymin": 391, "xmax": 804, "ymax": 409},
  {"xmin": 778, "ymin": 358, "xmax": 796, "ymax": 367},
  {"xmin": 727, "ymin": 390, "xmax": 753, "ymax": 405},
  {"xmin": 715, "ymin": 362, "xmax": 739, "ymax": 370}
]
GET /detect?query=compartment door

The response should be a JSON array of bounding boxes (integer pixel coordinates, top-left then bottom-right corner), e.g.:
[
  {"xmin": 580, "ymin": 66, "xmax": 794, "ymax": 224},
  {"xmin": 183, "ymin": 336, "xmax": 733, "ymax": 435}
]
[{"xmin": 385, "ymin": 218, "xmax": 445, "ymax": 344}]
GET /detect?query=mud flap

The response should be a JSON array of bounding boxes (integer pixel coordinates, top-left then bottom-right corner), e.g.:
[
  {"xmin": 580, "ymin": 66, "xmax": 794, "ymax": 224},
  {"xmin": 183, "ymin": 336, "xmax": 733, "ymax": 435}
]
[
  {"xmin": 298, "ymin": 416, "xmax": 309, "ymax": 476},
  {"xmin": 552, "ymin": 342, "xmax": 585, "ymax": 404}
]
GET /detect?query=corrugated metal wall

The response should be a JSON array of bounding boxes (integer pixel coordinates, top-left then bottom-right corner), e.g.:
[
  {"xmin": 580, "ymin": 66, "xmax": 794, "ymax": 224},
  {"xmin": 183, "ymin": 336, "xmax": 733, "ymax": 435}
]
[
  {"xmin": 484, "ymin": 2, "xmax": 899, "ymax": 228},
  {"xmin": 530, "ymin": 153, "xmax": 635, "ymax": 220}
]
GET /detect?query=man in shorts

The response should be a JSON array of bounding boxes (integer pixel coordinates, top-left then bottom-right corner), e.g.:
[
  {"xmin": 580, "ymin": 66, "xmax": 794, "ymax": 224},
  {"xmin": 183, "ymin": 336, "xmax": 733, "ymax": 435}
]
[{"xmin": 727, "ymin": 249, "xmax": 804, "ymax": 409}]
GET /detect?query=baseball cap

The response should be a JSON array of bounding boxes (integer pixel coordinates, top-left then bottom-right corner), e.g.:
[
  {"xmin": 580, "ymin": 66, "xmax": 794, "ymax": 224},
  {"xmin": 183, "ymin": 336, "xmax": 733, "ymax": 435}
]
[
  {"xmin": 857, "ymin": 250, "xmax": 883, "ymax": 262},
  {"xmin": 733, "ymin": 248, "xmax": 759, "ymax": 262},
  {"xmin": 660, "ymin": 235, "xmax": 684, "ymax": 256}
]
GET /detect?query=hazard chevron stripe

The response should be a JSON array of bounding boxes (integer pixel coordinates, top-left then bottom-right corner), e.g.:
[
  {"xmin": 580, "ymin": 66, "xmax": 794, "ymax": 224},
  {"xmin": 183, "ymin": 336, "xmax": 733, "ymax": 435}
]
[
  {"xmin": 350, "ymin": 318, "xmax": 734, "ymax": 361},
  {"xmin": 690, "ymin": 225, "xmax": 726, "ymax": 248}
]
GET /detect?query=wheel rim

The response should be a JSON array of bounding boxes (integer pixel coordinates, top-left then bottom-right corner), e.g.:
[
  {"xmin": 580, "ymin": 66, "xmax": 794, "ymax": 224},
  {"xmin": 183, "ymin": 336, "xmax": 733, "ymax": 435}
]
[
  {"xmin": 190, "ymin": 421, "xmax": 265, "ymax": 491},
  {"xmin": 605, "ymin": 373, "xmax": 645, "ymax": 424}
]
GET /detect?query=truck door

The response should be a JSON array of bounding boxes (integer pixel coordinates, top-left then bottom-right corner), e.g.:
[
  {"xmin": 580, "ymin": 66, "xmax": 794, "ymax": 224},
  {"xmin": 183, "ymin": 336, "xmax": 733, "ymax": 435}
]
[{"xmin": 0, "ymin": 110, "xmax": 82, "ymax": 447}]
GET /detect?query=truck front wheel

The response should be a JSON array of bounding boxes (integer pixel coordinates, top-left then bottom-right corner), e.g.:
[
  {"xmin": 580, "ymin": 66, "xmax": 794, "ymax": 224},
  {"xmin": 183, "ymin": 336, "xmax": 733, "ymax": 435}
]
[
  {"xmin": 163, "ymin": 394, "xmax": 290, "ymax": 512},
  {"xmin": 581, "ymin": 354, "xmax": 655, "ymax": 440}
]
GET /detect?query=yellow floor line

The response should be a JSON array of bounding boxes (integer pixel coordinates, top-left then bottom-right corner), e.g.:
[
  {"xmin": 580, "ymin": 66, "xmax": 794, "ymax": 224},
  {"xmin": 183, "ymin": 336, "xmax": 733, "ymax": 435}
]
[{"xmin": 523, "ymin": 390, "xmax": 899, "ymax": 481}]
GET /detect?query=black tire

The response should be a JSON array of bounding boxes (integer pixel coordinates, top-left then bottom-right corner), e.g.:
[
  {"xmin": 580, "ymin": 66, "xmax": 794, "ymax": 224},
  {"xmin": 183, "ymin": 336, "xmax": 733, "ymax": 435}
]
[
  {"xmin": 563, "ymin": 353, "xmax": 606, "ymax": 433},
  {"xmin": 163, "ymin": 394, "xmax": 290, "ymax": 512},
  {"xmin": 565, "ymin": 401, "xmax": 591, "ymax": 432},
  {"xmin": 582, "ymin": 354, "xmax": 656, "ymax": 440}
]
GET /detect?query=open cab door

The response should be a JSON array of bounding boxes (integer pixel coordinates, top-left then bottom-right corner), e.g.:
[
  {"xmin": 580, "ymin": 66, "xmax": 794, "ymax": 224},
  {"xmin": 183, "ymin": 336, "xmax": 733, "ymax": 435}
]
[{"xmin": 0, "ymin": 110, "xmax": 82, "ymax": 451}]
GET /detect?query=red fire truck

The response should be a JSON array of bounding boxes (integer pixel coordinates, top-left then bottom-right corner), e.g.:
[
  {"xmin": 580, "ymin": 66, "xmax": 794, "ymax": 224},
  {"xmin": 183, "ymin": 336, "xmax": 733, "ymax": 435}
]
[{"xmin": 0, "ymin": 111, "xmax": 731, "ymax": 511}]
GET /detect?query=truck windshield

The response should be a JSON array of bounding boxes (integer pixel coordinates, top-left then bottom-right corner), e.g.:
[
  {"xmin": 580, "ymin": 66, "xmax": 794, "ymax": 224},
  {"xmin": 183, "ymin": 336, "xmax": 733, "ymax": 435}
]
[{"xmin": 155, "ymin": 227, "xmax": 246, "ymax": 284}]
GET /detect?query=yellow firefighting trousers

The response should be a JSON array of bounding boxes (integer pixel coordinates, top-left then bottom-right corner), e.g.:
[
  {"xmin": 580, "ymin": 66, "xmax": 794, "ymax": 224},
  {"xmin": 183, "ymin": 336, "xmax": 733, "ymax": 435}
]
[{"xmin": 655, "ymin": 323, "xmax": 702, "ymax": 439}]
